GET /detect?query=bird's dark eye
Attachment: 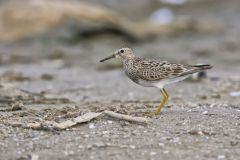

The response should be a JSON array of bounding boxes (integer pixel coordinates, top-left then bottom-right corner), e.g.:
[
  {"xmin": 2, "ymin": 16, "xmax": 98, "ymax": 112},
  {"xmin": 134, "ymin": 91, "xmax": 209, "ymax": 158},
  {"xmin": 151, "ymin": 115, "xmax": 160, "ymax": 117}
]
[{"xmin": 120, "ymin": 49, "xmax": 124, "ymax": 53}]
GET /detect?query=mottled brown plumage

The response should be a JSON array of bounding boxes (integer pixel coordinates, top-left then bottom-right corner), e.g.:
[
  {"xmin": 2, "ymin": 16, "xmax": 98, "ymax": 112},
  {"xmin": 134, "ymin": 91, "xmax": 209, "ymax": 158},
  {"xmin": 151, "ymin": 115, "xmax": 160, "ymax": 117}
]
[
  {"xmin": 123, "ymin": 57, "xmax": 211, "ymax": 83},
  {"xmin": 100, "ymin": 47, "xmax": 212, "ymax": 116}
]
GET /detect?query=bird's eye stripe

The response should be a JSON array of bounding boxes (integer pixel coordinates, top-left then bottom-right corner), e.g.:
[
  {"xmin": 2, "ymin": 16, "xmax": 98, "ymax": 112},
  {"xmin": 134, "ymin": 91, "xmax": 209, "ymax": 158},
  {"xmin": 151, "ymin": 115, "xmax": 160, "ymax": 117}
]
[{"xmin": 120, "ymin": 49, "xmax": 124, "ymax": 53}]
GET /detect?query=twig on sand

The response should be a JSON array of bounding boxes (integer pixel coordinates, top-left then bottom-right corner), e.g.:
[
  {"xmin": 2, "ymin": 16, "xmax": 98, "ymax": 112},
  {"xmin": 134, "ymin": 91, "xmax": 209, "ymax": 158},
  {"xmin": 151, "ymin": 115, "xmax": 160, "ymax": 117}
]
[
  {"xmin": 53, "ymin": 111, "xmax": 149, "ymax": 129},
  {"xmin": 54, "ymin": 112, "xmax": 102, "ymax": 129},
  {"xmin": 5, "ymin": 112, "xmax": 102, "ymax": 130},
  {"xmin": 6, "ymin": 111, "xmax": 149, "ymax": 131},
  {"xmin": 104, "ymin": 110, "xmax": 149, "ymax": 124}
]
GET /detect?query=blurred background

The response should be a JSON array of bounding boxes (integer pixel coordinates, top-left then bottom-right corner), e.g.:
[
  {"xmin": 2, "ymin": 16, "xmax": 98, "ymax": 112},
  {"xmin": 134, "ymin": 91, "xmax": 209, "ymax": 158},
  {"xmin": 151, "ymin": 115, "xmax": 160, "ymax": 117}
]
[
  {"xmin": 1, "ymin": 1, "xmax": 240, "ymax": 159},
  {"xmin": 0, "ymin": 0, "xmax": 239, "ymax": 102}
]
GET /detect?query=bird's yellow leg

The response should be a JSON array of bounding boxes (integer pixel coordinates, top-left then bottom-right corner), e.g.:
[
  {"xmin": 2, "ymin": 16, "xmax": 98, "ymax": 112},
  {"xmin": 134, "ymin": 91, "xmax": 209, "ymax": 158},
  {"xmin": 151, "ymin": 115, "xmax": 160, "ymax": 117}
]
[
  {"xmin": 155, "ymin": 88, "xmax": 169, "ymax": 115},
  {"xmin": 142, "ymin": 88, "xmax": 169, "ymax": 116},
  {"xmin": 163, "ymin": 88, "xmax": 169, "ymax": 99}
]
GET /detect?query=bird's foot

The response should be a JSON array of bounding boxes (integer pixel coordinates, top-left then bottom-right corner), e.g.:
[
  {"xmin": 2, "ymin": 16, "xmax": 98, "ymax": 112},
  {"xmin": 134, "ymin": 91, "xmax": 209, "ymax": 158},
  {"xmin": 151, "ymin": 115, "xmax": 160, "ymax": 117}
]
[{"xmin": 141, "ymin": 111, "xmax": 160, "ymax": 117}]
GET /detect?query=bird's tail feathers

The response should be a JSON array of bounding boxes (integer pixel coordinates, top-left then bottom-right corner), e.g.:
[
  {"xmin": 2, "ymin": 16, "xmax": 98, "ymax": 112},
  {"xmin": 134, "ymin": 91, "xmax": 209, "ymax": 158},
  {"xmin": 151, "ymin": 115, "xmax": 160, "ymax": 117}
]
[{"xmin": 192, "ymin": 64, "xmax": 213, "ymax": 70}]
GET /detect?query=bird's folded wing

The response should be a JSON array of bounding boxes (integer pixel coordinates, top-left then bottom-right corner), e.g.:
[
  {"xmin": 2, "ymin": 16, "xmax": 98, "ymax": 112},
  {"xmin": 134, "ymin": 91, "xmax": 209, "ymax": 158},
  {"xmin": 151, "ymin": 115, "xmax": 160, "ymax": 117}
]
[{"xmin": 137, "ymin": 60, "xmax": 194, "ymax": 81}]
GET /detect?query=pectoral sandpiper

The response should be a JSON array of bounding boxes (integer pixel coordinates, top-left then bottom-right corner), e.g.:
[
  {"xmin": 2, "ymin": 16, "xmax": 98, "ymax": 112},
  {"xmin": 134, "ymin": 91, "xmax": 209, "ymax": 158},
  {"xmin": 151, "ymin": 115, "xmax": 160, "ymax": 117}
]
[{"xmin": 100, "ymin": 47, "xmax": 212, "ymax": 116}]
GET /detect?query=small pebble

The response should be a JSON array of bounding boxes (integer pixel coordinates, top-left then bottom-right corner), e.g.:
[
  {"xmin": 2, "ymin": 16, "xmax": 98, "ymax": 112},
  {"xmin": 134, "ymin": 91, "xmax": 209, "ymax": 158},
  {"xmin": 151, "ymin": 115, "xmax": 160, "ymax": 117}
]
[
  {"xmin": 173, "ymin": 137, "xmax": 180, "ymax": 143},
  {"xmin": 87, "ymin": 145, "xmax": 92, "ymax": 149},
  {"xmin": 150, "ymin": 152, "xmax": 156, "ymax": 156},
  {"xmin": 218, "ymin": 155, "xmax": 225, "ymax": 159},
  {"xmin": 83, "ymin": 134, "xmax": 89, "ymax": 138},
  {"xmin": 78, "ymin": 145, "xmax": 84, "ymax": 149},
  {"xmin": 107, "ymin": 120, "xmax": 113, "ymax": 124},
  {"xmin": 202, "ymin": 111, "xmax": 208, "ymax": 115},
  {"xmin": 89, "ymin": 123, "xmax": 95, "ymax": 129},
  {"xmin": 158, "ymin": 143, "xmax": 165, "ymax": 147}
]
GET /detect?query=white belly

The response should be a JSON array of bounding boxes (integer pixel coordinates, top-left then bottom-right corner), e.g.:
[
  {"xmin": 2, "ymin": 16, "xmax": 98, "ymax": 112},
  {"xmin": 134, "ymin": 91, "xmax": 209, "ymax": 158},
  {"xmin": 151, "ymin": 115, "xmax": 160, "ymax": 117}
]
[{"xmin": 137, "ymin": 75, "xmax": 190, "ymax": 89}]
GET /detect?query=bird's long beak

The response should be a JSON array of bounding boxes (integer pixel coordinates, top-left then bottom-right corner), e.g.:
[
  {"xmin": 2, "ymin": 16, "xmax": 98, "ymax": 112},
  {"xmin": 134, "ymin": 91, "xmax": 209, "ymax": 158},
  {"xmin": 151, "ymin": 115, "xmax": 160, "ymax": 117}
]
[{"xmin": 99, "ymin": 54, "xmax": 116, "ymax": 62}]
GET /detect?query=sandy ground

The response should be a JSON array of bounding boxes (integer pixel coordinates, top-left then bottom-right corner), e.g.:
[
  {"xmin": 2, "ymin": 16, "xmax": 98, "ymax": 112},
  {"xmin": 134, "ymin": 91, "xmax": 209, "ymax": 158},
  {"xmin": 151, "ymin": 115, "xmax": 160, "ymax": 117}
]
[{"xmin": 0, "ymin": 0, "xmax": 240, "ymax": 160}]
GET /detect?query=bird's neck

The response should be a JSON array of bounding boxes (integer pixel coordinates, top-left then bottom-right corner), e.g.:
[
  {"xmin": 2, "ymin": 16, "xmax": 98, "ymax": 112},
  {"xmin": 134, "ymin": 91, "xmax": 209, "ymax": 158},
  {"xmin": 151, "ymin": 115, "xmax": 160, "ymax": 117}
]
[
  {"xmin": 122, "ymin": 57, "xmax": 134, "ymax": 64},
  {"xmin": 122, "ymin": 57, "xmax": 138, "ymax": 70}
]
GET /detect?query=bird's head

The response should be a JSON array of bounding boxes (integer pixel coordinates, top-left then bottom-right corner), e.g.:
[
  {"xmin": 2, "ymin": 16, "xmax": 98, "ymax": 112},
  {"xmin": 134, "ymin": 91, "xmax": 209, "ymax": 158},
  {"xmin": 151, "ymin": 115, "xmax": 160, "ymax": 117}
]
[{"xmin": 100, "ymin": 47, "xmax": 135, "ymax": 62}]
